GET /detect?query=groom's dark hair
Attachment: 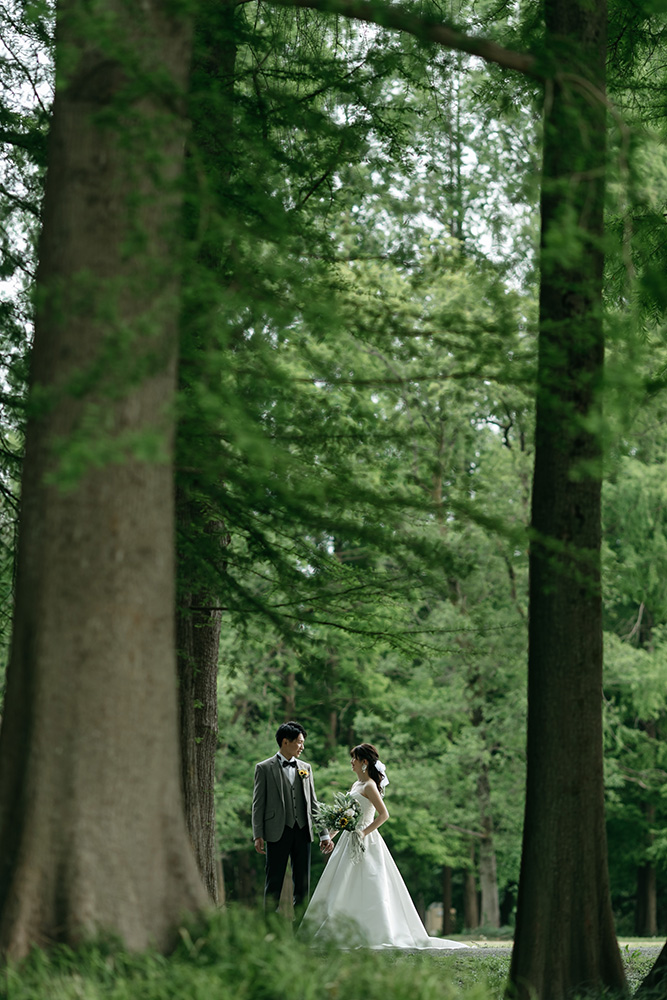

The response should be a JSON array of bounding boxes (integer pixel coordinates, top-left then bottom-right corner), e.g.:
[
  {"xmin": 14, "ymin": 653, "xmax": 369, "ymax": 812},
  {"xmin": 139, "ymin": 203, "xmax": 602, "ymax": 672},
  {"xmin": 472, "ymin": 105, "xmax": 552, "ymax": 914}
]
[{"xmin": 276, "ymin": 721, "xmax": 306, "ymax": 746}]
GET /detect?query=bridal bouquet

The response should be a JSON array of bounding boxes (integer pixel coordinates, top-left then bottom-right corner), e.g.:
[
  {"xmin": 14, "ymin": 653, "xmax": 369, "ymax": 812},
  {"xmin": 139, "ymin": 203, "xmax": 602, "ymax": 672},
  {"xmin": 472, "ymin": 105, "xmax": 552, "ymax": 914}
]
[{"xmin": 317, "ymin": 792, "xmax": 365, "ymax": 854}]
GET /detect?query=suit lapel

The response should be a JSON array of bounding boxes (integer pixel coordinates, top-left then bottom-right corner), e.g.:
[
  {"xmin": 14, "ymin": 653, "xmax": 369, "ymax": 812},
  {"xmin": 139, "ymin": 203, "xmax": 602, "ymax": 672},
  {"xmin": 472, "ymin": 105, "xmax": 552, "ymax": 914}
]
[
  {"xmin": 271, "ymin": 756, "xmax": 286, "ymax": 806},
  {"xmin": 301, "ymin": 765, "xmax": 311, "ymax": 804}
]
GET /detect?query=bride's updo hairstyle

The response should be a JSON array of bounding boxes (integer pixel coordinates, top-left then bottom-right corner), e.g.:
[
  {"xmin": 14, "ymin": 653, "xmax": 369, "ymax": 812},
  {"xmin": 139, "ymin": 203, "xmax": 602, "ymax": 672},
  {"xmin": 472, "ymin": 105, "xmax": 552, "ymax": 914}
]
[{"xmin": 351, "ymin": 743, "xmax": 386, "ymax": 796}]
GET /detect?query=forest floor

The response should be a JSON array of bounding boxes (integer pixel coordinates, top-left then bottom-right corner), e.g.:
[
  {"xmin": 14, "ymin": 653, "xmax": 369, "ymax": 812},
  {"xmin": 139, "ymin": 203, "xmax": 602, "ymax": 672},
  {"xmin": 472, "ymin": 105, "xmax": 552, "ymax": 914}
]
[
  {"xmin": 3, "ymin": 916, "xmax": 662, "ymax": 999},
  {"xmin": 422, "ymin": 940, "xmax": 660, "ymax": 998},
  {"xmin": 427, "ymin": 936, "xmax": 665, "ymax": 988},
  {"xmin": 465, "ymin": 937, "xmax": 663, "ymax": 953}
]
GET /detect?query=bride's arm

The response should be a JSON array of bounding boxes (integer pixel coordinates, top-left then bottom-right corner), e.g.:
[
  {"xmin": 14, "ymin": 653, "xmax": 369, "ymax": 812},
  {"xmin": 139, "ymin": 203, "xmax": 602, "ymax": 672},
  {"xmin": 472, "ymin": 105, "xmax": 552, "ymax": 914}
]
[{"xmin": 360, "ymin": 780, "xmax": 389, "ymax": 837}]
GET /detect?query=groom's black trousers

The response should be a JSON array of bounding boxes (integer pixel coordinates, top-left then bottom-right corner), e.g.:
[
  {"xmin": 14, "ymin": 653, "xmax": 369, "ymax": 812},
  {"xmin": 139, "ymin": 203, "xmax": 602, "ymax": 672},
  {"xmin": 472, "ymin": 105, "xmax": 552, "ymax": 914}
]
[{"xmin": 265, "ymin": 822, "xmax": 311, "ymax": 910}]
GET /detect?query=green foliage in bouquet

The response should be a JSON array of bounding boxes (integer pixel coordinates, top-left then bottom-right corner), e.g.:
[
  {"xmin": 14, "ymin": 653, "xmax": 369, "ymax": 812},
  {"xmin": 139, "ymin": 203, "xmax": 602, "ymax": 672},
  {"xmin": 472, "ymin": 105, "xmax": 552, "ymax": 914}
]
[{"xmin": 317, "ymin": 791, "xmax": 363, "ymax": 844}]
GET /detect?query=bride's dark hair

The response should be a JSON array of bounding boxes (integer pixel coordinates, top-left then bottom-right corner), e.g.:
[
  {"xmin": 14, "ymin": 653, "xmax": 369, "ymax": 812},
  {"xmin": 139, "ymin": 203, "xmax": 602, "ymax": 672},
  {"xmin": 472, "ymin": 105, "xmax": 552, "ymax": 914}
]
[{"xmin": 351, "ymin": 743, "xmax": 386, "ymax": 796}]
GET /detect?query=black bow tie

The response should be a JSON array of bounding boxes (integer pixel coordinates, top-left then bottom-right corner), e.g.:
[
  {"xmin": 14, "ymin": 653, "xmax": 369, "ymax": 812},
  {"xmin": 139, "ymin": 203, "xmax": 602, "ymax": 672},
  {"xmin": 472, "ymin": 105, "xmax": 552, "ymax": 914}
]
[{"xmin": 282, "ymin": 760, "xmax": 297, "ymax": 768}]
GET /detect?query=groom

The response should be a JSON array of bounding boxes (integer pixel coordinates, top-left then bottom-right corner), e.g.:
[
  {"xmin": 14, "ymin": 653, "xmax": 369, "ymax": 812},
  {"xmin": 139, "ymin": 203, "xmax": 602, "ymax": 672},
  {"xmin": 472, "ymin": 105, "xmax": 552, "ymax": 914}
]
[{"xmin": 252, "ymin": 721, "xmax": 332, "ymax": 912}]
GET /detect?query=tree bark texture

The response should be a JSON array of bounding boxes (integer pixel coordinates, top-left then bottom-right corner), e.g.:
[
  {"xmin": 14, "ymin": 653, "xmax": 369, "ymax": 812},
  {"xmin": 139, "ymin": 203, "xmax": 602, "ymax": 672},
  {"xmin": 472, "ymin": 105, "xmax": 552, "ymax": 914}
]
[
  {"xmin": 477, "ymin": 767, "xmax": 500, "ymax": 929},
  {"xmin": 463, "ymin": 846, "xmax": 479, "ymax": 930},
  {"xmin": 509, "ymin": 2, "xmax": 626, "ymax": 998},
  {"xmin": 635, "ymin": 862, "xmax": 657, "ymax": 938},
  {"xmin": 442, "ymin": 866, "xmax": 453, "ymax": 935},
  {"xmin": 177, "ymin": 504, "xmax": 225, "ymax": 904},
  {"xmin": 175, "ymin": 0, "xmax": 237, "ymax": 904},
  {"xmin": 635, "ymin": 743, "xmax": 657, "ymax": 937},
  {"xmin": 0, "ymin": 0, "xmax": 206, "ymax": 959}
]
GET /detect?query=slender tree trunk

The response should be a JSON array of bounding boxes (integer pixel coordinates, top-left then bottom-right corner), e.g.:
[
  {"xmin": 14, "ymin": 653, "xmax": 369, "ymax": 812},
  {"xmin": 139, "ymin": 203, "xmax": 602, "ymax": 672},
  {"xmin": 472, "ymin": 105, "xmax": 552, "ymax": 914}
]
[
  {"xmin": 635, "ymin": 801, "xmax": 657, "ymax": 937},
  {"xmin": 477, "ymin": 767, "xmax": 500, "ymax": 929},
  {"xmin": 284, "ymin": 671, "xmax": 296, "ymax": 718},
  {"xmin": 442, "ymin": 865, "xmax": 453, "ymax": 935},
  {"xmin": 463, "ymin": 845, "xmax": 479, "ymax": 930},
  {"xmin": 176, "ymin": 0, "xmax": 237, "ymax": 902},
  {"xmin": 323, "ymin": 646, "xmax": 339, "ymax": 750},
  {"xmin": 217, "ymin": 857, "xmax": 225, "ymax": 902},
  {"xmin": 176, "ymin": 506, "xmax": 225, "ymax": 904},
  {"xmin": 327, "ymin": 708, "xmax": 338, "ymax": 751},
  {"xmin": 0, "ymin": 0, "xmax": 206, "ymax": 958},
  {"xmin": 509, "ymin": 2, "xmax": 626, "ymax": 997},
  {"xmin": 230, "ymin": 849, "xmax": 257, "ymax": 904},
  {"xmin": 635, "ymin": 730, "xmax": 657, "ymax": 937},
  {"xmin": 416, "ymin": 892, "xmax": 426, "ymax": 922},
  {"xmin": 635, "ymin": 863, "xmax": 657, "ymax": 938},
  {"xmin": 469, "ymin": 679, "xmax": 500, "ymax": 929}
]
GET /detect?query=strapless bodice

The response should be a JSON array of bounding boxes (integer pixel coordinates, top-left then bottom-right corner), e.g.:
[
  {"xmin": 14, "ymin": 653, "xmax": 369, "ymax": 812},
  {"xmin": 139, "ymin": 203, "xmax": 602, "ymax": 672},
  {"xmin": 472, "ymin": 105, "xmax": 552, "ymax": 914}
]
[{"xmin": 350, "ymin": 781, "xmax": 376, "ymax": 828}]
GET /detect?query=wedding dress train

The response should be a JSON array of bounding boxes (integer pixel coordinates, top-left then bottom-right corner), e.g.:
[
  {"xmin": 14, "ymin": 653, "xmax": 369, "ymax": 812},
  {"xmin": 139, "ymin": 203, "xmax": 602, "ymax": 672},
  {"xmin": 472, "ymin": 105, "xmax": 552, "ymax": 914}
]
[{"xmin": 301, "ymin": 780, "xmax": 469, "ymax": 950}]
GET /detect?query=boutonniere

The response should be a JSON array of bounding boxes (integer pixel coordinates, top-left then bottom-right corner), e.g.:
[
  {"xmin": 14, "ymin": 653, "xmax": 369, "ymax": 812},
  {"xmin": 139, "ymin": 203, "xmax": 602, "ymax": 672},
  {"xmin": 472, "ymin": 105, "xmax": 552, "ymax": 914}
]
[{"xmin": 298, "ymin": 768, "xmax": 309, "ymax": 780}]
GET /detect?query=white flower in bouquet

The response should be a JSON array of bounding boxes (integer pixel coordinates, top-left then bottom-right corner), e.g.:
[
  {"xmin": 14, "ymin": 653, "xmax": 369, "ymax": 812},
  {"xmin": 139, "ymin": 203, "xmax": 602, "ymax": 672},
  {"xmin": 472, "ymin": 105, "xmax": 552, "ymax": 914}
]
[{"xmin": 317, "ymin": 791, "xmax": 365, "ymax": 853}]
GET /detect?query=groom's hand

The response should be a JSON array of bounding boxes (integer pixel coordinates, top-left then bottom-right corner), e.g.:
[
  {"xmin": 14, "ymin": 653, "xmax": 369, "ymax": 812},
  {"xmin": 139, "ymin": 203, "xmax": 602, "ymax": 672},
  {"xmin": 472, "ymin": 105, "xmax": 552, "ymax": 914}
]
[
  {"xmin": 254, "ymin": 837, "xmax": 266, "ymax": 854},
  {"xmin": 320, "ymin": 838, "xmax": 334, "ymax": 855}
]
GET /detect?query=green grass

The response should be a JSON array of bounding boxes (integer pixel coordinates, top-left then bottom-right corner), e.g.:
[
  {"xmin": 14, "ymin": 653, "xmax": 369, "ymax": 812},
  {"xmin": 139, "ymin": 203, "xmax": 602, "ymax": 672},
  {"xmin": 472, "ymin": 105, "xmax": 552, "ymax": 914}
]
[
  {"xmin": 0, "ymin": 909, "xmax": 660, "ymax": 1000},
  {"xmin": 618, "ymin": 945, "xmax": 659, "ymax": 993}
]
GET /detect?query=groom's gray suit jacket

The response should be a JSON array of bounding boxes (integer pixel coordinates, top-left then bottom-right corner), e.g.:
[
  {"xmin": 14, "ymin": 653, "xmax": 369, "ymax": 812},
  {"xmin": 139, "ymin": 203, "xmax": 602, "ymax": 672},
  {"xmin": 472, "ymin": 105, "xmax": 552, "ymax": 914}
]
[{"xmin": 252, "ymin": 755, "xmax": 321, "ymax": 843}]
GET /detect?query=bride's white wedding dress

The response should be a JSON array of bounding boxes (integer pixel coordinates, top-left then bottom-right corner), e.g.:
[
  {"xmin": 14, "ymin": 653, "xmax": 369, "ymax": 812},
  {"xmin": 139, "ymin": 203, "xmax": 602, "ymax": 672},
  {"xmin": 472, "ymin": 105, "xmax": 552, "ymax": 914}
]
[{"xmin": 302, "ymin": 780, "xmax": 469, "ymax": 950}]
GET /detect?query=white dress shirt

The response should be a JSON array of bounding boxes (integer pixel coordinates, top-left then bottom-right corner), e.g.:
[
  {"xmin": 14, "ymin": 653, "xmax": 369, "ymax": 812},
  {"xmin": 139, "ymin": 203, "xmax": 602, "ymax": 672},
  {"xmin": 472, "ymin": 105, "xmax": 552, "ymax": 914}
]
[{"xmin": 277, "ymin": 752, "xmax": 297, "ymax": 784}]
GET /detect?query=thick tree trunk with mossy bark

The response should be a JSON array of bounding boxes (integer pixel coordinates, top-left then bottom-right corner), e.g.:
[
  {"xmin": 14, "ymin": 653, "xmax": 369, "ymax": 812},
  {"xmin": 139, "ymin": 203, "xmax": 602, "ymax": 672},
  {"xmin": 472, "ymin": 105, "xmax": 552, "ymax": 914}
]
[
  {"xmin": 508, "ymin": 2, "xmax": 626, "ymax": 998},
  {"xmin": 0, "ymin": 0, "xmax": 206, "ymax": 959}
]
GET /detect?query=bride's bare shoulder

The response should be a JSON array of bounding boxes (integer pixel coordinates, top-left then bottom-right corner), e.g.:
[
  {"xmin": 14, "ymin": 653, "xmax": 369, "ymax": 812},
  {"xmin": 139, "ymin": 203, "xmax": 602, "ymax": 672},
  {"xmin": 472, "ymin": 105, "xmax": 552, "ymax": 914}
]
[{"xmin": 358, "ymin": 780, "xmax": 379, "ymax": 800}]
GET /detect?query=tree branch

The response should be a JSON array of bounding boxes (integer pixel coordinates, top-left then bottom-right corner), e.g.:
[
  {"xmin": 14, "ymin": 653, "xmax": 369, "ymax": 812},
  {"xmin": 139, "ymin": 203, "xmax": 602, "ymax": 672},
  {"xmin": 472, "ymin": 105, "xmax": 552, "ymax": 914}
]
[{"xmin": 266, "ymin": 0, "xmax": 539, "ymax": 78}]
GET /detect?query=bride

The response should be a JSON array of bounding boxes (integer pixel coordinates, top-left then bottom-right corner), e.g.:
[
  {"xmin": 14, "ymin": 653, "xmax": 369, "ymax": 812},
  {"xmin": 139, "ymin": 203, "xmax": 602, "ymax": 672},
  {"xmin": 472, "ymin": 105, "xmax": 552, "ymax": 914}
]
[{"xmin": 301, "ymin": 743, "xmax": 469, "ymax": 950}]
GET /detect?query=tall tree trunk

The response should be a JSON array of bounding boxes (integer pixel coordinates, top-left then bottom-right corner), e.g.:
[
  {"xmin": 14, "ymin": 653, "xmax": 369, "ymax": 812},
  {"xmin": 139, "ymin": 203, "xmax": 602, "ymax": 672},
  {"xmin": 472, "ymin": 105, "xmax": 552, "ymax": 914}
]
[
  {"xmin": 324, "ymin": 648, "xmax": 339, "ymax": 750},
  {"xmin": 442, "ymin": 865, "xmax": 453, "ymax": 935},
  {"xmin": 635, "ymin": 798, "xmax": 657, "ymax": 937},
  {"xmin": 469, "ymin": 675, "xmax": 500, "ymax": 929},
  {"xmin": 509, "ymin": 1, "xmax": 626, "ymax": 997},
  {"xmin": 176, "ymin": 0, "xmax": 237, "ymax": 901},
  {"xmin": 477, "ymin": 767, "xmax": 500, "ymax": 929},
  {"xmin": 284, "ymin": 670, "xmax": 296, "ymax": 718},
  {"xmin": 177, "ymin": 506, "xmax": 226, "ymax": 904},
  {"xmin": 635, "ymin": 863, "xmax": 657, "ymax": 938},
  {"xmin": 463, "ymin": 845, "xmax": 479, "ymax": 930},
  {"xmin": 0, "ymin": 0, "xmax": 206, "ymax": 958},
  {"xmin": 327, "ymin": 708, "xmax": 338, "ymax": 751},
  {"xmin": 230, "ymin": 849, "xmax": 257, "ymax": 905},
  {"xmin": 634, "ymin": 728, "xmax": 657, "ymax": 937}
]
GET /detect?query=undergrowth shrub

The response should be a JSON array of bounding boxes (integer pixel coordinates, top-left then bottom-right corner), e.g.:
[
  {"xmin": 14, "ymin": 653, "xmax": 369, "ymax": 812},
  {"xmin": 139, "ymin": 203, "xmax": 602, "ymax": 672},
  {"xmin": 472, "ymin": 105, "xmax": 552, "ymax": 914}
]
[
  {"xmin": 0, "ymin": 907, "xmax": 660, "ymax": 1000},
  {"xmin": 1, "ymin": 908, "xmax": 484, "ymax": 1000}
]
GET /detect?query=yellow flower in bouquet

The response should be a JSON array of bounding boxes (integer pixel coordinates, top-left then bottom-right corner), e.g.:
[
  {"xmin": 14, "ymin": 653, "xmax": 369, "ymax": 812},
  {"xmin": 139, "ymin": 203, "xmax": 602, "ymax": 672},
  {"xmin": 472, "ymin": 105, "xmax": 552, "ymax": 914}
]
[{"xmin": 317, "ymin": 792, "xmax": 364, "ymax": 851}]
